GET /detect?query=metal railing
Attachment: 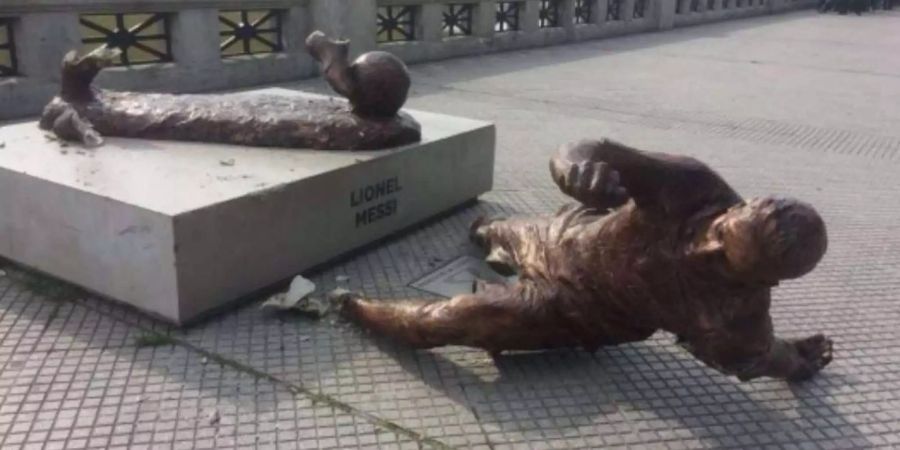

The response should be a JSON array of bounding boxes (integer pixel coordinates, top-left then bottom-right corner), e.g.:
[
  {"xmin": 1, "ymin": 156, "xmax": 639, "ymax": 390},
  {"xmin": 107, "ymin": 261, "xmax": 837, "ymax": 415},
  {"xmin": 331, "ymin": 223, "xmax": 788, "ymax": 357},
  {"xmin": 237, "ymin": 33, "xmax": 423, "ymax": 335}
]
[
  {"xmin": 0, "ymin": 0, "xmax": 816, "ymax": 120},
  {"xmin": 80, "ymin": 12, "xmax": 173, "ymax": 65}
]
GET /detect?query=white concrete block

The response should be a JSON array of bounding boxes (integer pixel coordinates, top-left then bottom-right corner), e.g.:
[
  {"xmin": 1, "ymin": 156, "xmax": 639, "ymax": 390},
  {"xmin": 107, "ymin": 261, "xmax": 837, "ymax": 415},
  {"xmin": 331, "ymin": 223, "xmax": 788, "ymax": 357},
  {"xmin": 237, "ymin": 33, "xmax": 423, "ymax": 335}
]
[{"xmin": 0, "ymin": 88, "xmax": 495, "ymax": 324}]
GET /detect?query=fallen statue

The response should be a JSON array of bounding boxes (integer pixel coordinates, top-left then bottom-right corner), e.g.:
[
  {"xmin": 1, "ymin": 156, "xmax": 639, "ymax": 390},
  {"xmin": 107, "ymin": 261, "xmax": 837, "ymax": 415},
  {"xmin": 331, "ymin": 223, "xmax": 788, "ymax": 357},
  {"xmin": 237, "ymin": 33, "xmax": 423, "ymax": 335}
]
[
  {"xmin": 39, "ymin": 31, "xmax": 420, "ymax": 150},
  {"xmin": 334, "ymin": 139, "xmax": 833, "ymax": 382}
]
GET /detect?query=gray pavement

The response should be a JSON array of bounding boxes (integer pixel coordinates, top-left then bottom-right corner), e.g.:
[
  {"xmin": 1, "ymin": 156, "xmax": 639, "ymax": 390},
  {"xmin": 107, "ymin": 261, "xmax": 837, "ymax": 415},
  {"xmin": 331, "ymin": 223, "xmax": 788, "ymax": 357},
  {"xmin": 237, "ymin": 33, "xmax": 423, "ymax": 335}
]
[{"xmin": 3, "ymin": 9, "xmax": 900, "ymax": 449}]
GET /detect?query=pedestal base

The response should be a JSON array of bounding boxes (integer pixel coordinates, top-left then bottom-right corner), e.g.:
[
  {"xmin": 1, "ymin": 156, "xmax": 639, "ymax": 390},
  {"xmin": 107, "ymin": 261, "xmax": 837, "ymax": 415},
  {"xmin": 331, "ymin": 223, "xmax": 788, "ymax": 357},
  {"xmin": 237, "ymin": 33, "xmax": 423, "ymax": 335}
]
[{"xmin": 0, "ymin": 88, "xmax": 495, "ymax": 324}]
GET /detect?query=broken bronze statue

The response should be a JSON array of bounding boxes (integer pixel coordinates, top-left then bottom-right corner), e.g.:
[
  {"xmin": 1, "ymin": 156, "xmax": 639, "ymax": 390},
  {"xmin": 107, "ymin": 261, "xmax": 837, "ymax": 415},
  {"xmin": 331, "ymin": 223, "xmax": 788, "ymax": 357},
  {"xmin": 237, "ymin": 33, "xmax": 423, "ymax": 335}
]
[
  {"xmin": 39, "ymin": 31, "xmax": 420, "ymax": 150},
  {"xmin": 334, "ymin": 139, "xmax": 833, "ymax": 382}
]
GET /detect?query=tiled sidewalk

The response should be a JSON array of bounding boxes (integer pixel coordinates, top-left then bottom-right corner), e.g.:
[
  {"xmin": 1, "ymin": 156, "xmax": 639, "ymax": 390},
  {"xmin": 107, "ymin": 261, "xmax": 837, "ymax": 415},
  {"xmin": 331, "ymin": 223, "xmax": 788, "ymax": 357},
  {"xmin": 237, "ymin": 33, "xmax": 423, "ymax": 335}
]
[{"xmin": 3, "ymin": 9, "xmax": 900, "ymax": 449}]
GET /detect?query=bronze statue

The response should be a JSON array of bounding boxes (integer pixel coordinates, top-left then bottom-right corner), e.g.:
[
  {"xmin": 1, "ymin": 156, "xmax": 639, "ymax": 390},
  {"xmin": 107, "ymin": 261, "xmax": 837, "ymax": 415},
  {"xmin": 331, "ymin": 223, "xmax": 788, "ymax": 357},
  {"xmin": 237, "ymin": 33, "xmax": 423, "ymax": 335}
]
[
  {"xmin": 39, "ymin": 31, "xmax": 420, "ymax": 150},
  {"xmin": 335, "ymin": 139, "xmax": 833, "ymax": 382}
]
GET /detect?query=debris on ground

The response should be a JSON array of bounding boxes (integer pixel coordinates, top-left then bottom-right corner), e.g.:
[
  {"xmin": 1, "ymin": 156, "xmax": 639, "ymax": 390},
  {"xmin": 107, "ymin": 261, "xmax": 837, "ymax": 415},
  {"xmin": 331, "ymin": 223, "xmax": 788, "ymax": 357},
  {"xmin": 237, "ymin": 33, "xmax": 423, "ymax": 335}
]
[
  {"xmin": 219, "ymin": 158, "xmax": 236, "ymax": 167},
  {"xmin": 295, "ymin": 296, "xmax": 330, "ymax": 318},
  {"xmin": 285, "ymin": 275, "xmax": 316, "ymax": 304},
  {"xmin": 0, "ymin": 269, "xmax": 6, "ymax": 278},
  {"xmin": 326, "ymin": 288, "xmax": 358, "ymax": 312},
  {"xmin": 134, "ymin": 332, "xmax": 176, "ymax": 348},
  {"xmin": 335, "ymin": 275, "xmax": 350, "ymax": 283},
  {"xmin": 0, "ymin": 141, "xmax": 5, "ymax": 148},
  {"xmin": 327, "ymin": 287, "xmax": 353, "ymax": 301},
  {"xmin": 206, "ymin": 409, "xmax": 220, "ymax": 426},
  {"xmin": 260, "ymin": 275, "xmax": 331, "ymax": 318}
]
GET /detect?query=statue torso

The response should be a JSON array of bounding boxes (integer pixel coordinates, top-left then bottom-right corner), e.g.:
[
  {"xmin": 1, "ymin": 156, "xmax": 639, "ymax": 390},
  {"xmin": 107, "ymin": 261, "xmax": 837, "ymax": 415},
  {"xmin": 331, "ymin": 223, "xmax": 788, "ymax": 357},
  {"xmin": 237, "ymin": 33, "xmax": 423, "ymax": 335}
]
[{"xmin": 532, "ymin": 201, "xmax": 770, "ymax": 348}]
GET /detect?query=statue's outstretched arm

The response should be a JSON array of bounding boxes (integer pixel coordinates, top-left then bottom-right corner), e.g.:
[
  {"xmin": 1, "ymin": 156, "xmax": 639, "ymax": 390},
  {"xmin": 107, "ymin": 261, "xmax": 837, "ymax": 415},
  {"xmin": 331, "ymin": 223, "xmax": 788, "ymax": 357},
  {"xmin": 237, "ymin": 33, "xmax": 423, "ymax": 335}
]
[
  {"xmin": 679, "ymin": 310, "xmax": 833, "ymax": 382},
  {"xmin": 746, "ymin": 335, "xmax": 833, "ymax": 381},
  {"xmin": 549, "ymin": 139, "xmax": 741, "ymax": 215}
]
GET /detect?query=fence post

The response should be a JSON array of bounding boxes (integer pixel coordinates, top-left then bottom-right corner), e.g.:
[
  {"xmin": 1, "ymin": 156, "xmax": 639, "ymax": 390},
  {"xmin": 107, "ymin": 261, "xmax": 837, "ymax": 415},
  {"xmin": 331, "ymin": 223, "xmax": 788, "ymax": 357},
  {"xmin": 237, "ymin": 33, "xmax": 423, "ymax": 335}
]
[
  {"xmin": 283, "ymin": 6, "xmax": 312, "ymax": 53},
  {"xmin": 13, "ymin": 13, "xmax": 80, "ymax": 81},
  {"xmin": 170, "ymin": 9, "xmax": 221, "ymax": 72},
  {"xmin": 622, "ymin": 0, "xmax": 637, "ymax": 20},
  {"xmin": 522, "ymin": 0, "xmax": 541, "ymax": 32},
  {"xmin": 560, "ymin": 0, "xmax": 576, "ymax": 39},
  {"xmin": 656, "ymin": 0, "xmax": 677, "ymax": 28},
  {"xmin": 474, "ymin": 0, "xmax": 497, "ymax": 38},
  {"xmin": 596, "ymin": 0, "xmax": 610, "ymax": 24},
  {"xmin": 0, "ymin": 13, "xmax": 80, "ymax": 120},
  {"xmin": 419, "ymin": 3, "xmax": 445, "ymax": 42}
]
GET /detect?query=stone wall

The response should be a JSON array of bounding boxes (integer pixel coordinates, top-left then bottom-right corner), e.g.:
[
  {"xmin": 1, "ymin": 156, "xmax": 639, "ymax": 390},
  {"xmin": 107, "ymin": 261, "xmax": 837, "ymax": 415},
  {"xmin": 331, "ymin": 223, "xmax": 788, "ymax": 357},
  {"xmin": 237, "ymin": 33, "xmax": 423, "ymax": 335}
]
[{"xmin": 0, "ymin": 0, "xmax": 814, "ymax": 120}]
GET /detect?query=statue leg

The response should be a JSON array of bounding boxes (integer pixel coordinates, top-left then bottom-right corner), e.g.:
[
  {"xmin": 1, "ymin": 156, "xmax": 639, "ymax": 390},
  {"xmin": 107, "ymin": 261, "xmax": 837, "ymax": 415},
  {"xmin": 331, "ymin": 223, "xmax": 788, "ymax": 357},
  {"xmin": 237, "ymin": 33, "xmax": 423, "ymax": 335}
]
[
  {"xmin": 50, "ymin": 108, "xmax": 104, "ymax": 147},
  {"xmin": 337, "ymin": 281, "xmax": 574, "ymax": 354}
]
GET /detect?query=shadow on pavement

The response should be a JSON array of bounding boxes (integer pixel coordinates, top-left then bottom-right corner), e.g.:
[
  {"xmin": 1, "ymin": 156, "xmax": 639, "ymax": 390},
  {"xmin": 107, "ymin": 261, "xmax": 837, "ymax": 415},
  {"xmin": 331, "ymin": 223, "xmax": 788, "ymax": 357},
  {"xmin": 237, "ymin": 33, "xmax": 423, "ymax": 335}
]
[{"xmin": 372, "ymin": 334, "xmax": 868, "ymax": 447}]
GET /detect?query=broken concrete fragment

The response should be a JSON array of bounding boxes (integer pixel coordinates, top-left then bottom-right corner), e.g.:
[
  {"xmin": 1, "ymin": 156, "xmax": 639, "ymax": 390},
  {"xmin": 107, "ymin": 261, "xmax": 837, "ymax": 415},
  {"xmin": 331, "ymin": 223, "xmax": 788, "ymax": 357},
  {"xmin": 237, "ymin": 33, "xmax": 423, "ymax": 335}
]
[
  {"xmin": 260, "ymin": 292, "xmax": 291, "ymax": 310},
  {"xmin": 295, "ymin": 296, "xmax": 330, "ymax": 318},
  {"xmin": 328, "ymin": 287, "xmax": 353, "ymax": 301},
  {"xmin": 206, "ymin": 409, "xmax": 220, "ymax": 426},
  {"xmin": 261, "ymin": 275, "xmax": 316, "ymax": 310},
  {"xmin": 260, "ymin": 275, "xmax": 331, "ymax": 318},
  {"xmin": 286, "ymin": 275, "xmax": 316, "ymax": 304}
]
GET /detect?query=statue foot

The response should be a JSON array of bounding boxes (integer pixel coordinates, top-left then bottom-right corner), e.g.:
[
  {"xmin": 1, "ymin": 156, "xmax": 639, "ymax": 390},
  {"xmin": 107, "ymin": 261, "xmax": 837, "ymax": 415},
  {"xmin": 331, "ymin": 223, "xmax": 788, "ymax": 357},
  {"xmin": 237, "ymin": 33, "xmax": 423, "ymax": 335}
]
[
  {"xmin": 485, "ymin": 251, "xmax": 517, "ymax": 277},
  {"xmin": 47, "ymin": 107, "xmax": 104, "ymax": 147},
  {"xmin": 304, "ymin": 31, "xmax": 349, "ymax": 66},
  {"xmin": 326, "ymin": 288, "xmax": 364, "ymax": 318},
  {"xmin": 468, "ymin": 215, "xmax": 507, "ymax": 250}
]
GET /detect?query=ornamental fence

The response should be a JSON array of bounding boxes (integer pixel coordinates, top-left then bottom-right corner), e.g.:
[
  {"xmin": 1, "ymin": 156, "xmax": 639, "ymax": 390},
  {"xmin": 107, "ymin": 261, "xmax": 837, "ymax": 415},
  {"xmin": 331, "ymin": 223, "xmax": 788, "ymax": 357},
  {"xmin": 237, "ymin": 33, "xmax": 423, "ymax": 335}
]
[{"xmin": 0, "ymin": 0, "xmax": 814, "ymax": 119}]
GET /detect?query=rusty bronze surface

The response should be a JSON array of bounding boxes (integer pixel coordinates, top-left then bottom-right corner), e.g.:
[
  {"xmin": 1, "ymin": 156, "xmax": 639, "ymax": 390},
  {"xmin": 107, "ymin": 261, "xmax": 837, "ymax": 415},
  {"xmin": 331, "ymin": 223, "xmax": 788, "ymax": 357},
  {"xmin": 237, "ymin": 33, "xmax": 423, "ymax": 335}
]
[
  {"xmin": 339, "ymin": 139, "xmax": 833, "ymax": 382},
  {"xmin": 38, "ymin": 31, "xmax": 420, "ymax": 150}
]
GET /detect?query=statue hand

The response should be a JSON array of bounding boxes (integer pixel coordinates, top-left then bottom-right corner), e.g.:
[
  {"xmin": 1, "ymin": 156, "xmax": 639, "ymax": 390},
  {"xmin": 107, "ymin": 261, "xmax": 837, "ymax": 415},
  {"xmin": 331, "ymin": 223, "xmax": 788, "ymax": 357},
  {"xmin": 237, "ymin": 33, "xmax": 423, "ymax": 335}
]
[
  {"xmin": 551, "ymin": 156, "xmax": 628, "ymax": 209},
  {"xmin": 787, "ymin": 334, "xmax": 833, "ymax": 381}
]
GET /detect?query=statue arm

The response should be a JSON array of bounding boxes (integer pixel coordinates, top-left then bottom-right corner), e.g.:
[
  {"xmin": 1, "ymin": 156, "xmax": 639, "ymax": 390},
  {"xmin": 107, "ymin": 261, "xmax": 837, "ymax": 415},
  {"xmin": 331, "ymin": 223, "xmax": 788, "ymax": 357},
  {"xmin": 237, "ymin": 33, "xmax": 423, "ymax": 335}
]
[
  {"xmin": 549, "ymin": 139, "xmax": 741, "ymax": 215},
  {"xmin": 679, "ymin": 310, "xmax": 833, "ymax": 382},
  {"xmin": 741, "ymin": 335, "xmax": 833, "ymax": 381}
]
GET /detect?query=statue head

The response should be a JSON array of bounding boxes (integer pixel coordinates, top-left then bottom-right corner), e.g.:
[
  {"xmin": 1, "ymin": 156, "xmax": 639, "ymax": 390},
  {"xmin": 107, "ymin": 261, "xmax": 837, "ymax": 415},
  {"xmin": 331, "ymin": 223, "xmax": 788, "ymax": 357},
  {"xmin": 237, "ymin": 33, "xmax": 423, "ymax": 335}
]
[
  {"xmin": 701, "ymin": 197, "xmax": 827, "ymax": 284},
  {"xmin": 305, "ymin": 31, "xmax": 411, "ymax": 118}
]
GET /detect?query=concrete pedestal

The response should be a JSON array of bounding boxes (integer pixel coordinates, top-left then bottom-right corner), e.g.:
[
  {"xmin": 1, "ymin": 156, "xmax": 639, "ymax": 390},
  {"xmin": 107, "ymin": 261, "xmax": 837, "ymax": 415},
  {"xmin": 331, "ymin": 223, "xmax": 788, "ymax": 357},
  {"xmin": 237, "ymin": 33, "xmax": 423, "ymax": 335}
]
[{"xmin": 0, "ymin": 88, "xmax": 495, "ymax": 324}]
